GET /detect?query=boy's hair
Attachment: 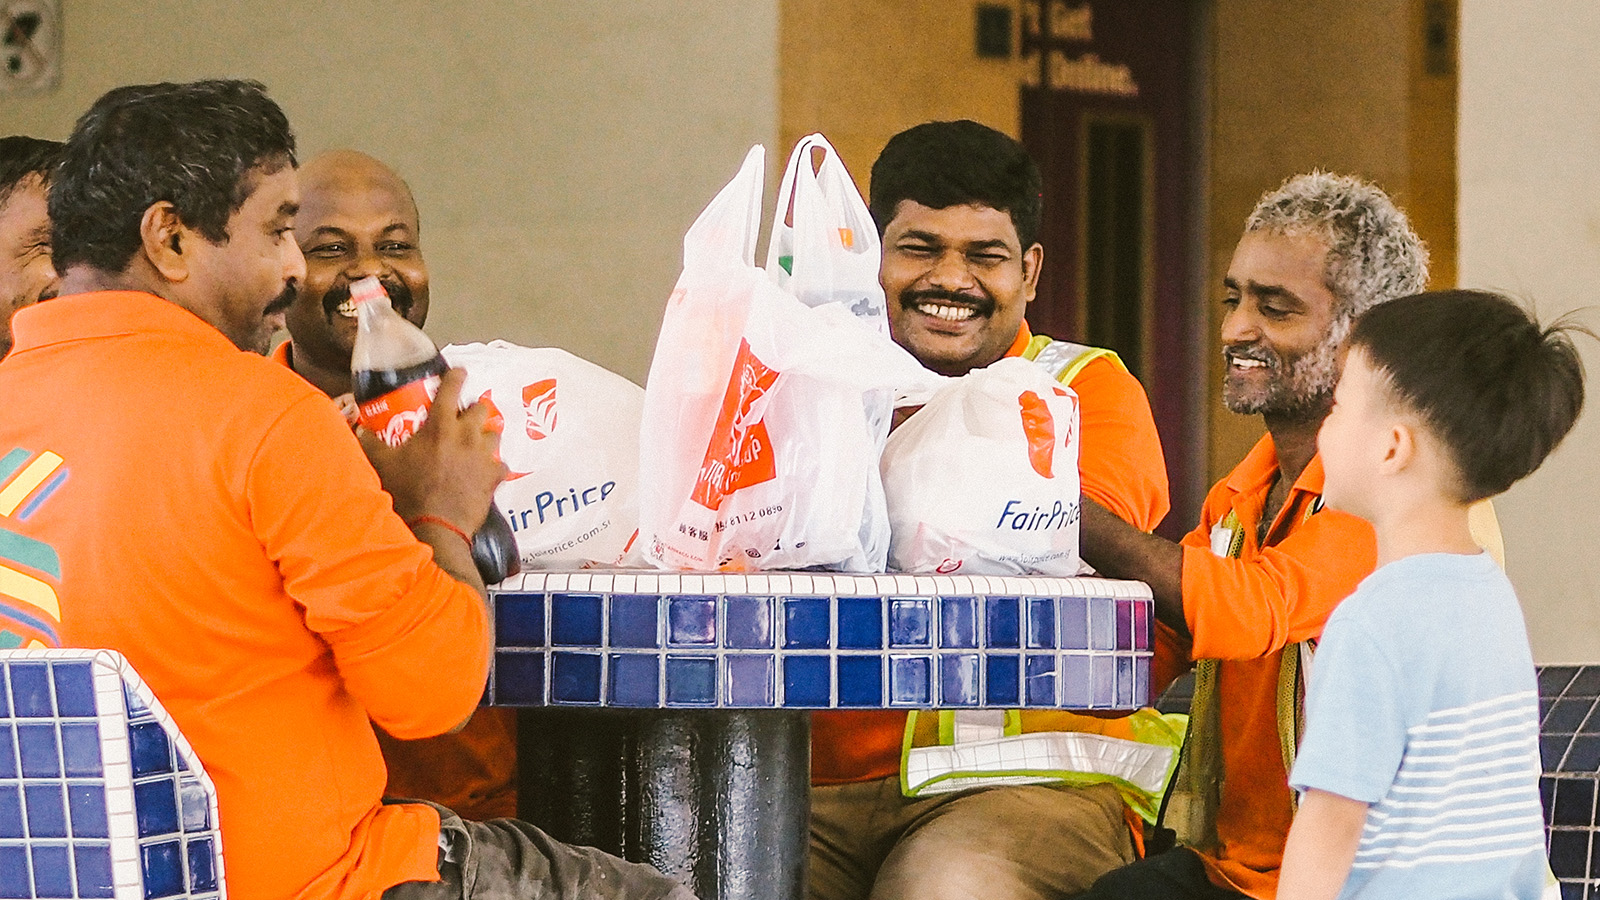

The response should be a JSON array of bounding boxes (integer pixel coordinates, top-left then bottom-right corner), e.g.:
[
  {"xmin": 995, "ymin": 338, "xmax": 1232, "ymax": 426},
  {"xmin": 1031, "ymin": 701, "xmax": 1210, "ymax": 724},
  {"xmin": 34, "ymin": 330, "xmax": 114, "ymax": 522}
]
[
  {"xmin": 0, "ymin": 136, "xmax": 63, "ymax": 207},
  {"xmin": 50, "ymin": 79, "xmax": 296, "ymax": 275},
  {"xmin": 1351, "ymin": 289, "xmax": 1587, "ymax": 502},
  {"xmin": 869, "ymin": 120, "xmax": 1043, "ymax": 249}
]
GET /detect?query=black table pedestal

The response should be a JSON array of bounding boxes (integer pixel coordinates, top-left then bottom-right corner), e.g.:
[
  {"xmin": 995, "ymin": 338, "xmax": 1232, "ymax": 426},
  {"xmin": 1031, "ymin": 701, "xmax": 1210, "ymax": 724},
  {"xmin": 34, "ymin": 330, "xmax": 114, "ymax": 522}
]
[{"xmin": 518, "ymin": 707, "xmax": 811, "ymax": 900}]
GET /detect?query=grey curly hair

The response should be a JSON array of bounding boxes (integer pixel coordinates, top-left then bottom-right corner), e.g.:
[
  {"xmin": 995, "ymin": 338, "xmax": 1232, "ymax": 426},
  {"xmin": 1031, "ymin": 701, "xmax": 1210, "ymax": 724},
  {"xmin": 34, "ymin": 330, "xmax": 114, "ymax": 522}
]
[{"xmin": 1245, "ymin": 172, "xmax": 1430, "ymax": 326}]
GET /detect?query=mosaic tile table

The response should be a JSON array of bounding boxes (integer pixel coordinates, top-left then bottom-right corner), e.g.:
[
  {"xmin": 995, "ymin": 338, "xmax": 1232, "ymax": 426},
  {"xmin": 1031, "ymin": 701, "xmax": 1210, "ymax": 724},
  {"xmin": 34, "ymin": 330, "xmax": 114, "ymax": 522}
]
[
  {"xmin": 1539, "ymin": 665, "xmax": 1600, "ymax": 899},
  {"xmin": 0, "ymin": 649, "xmax": 223, "ymax": 900},
  {"xmin": 486, "ymin": 571, "xmax": 1155, "ymax": 900}
]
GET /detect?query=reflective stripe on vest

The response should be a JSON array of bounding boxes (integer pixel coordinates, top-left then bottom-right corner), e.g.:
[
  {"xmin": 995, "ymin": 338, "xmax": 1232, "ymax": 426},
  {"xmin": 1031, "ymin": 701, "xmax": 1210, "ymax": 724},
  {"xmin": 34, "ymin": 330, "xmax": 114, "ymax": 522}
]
[{"xmin": 895, "ymin": 333, "xmax": 1181, "ymax": 821}]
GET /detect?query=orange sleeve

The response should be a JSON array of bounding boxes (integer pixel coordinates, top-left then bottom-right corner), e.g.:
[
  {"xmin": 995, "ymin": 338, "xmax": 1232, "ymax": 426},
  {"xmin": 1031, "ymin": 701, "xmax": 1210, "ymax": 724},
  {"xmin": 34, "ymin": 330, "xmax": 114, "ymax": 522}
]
[
  {"xmin": 1069, "ymin": 357, "xmax": 1171, "ymax": 533},
  {"xmin": 247, "ymin": 394, "xmax": 492, "ymax": 740},
  {"xmin": 1179, "ymin": 508, "xmax": 1375, "ymax": 661}
]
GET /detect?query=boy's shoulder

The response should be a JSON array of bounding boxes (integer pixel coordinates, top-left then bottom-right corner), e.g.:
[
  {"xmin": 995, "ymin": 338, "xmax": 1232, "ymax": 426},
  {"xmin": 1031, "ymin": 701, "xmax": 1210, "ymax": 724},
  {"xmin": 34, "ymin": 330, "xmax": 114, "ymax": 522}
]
[{"xmin": 1330, "ymin": 552, "xmax": 1521, "ymax": 664}]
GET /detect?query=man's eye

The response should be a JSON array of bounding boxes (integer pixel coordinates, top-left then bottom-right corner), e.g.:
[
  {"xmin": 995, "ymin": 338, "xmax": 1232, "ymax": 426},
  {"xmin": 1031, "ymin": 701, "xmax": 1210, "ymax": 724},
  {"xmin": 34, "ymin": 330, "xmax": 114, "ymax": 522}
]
[
  {"xmin": 379, "ymin": 242, "xmax": 416, "ymax": 254},
  {"xmin": 897, "ymin": 244, "xmax": 936, "ymax": 256},
  {"xmin": 1262, "ymin": 305, "xmax": 1290, "ymax": 319},
  {"xmin": 968, "ymin": 253, "xmax": 1007, "ymax": 265},
  {"xmin": 1222, "ymin": 295, "xmax": 1240, "ymax": 308},
  {"xmin": 306, "ymin": 243, "xmax": 347, "ymax": 257}
]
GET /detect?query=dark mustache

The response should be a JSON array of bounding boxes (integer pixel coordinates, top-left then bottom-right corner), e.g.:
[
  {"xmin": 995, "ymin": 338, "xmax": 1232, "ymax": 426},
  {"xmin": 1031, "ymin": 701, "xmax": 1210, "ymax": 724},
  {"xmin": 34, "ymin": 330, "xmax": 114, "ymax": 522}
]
[
  {"xmin": 264, "ymin": 280, "xmax": 298, "ymax": 316},
  {"xmin": 322, "ymin": 277, "xmax": 412, "ymax": 319},
  {"xmin": 901, "ymin": 288, "xmax": 995, "ymax": 317}
]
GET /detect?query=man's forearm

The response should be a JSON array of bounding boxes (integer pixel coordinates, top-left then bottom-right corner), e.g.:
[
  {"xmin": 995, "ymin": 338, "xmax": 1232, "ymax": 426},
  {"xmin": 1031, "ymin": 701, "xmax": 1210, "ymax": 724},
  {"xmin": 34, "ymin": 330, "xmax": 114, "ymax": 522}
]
[
  {"xmin": 410, "ymin": 519, "xmax": 488, "ymax": 602},
  {"xmin": 1080, "ymin": 498, "xmax": 1187, "ymax": 636}
]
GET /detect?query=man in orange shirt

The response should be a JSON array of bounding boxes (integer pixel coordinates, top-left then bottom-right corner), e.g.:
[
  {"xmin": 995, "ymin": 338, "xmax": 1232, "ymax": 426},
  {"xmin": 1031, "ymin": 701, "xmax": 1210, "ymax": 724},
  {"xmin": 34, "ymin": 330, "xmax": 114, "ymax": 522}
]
[
  {"xmin": 808, "ymin": 121, "xmax": 1172, "ymax": 900},
  {"xmin": 279, "ymin": 149, "xmax": 518, "ymax": 822},
  {"xmin": 1076, "ymin": 173, "xmax": 1429, "ymax": 899},
  {"xmin": 0, "ymin": 79, "xmax": 690, "ymax": 900}
]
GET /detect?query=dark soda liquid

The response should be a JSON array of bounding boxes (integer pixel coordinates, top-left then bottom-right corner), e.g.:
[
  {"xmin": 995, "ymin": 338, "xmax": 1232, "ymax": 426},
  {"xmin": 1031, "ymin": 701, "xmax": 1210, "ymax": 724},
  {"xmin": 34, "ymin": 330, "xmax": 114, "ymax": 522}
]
[
  {"xmin": 352, "ymin": 355, "xmax": 449, "ymax": 404},
  {"xmin": 353, "ymin": 353, "xmax": 521, "ymax": 584}
]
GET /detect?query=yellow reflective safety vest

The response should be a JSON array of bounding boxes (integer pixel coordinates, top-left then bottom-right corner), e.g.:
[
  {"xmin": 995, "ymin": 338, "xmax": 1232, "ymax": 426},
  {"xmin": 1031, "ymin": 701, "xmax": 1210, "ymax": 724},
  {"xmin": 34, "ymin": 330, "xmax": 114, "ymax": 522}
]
[{"xmin": 898, "ymin": 336, "xmax": 1187, "ymax": 823}]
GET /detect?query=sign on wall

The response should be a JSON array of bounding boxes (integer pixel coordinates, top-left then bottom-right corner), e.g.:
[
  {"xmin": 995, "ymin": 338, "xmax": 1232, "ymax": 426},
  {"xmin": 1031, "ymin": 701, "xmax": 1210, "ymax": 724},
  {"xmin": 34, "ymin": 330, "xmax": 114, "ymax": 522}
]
[{"xmin": 1, "ymin": 0, "xmax": 60, "ymax": 94}]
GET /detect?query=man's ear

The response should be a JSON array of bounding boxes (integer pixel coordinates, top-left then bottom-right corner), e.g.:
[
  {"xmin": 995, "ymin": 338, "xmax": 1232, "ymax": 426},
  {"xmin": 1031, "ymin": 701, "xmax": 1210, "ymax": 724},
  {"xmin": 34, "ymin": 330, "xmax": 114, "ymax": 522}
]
[
  {"xmin": 139, "ymin": 202, "xmax": 191, "ymax": 283},
  {"xmin": 1021, "ymin": 242, "xmax": 1044, "ymax": 303}
]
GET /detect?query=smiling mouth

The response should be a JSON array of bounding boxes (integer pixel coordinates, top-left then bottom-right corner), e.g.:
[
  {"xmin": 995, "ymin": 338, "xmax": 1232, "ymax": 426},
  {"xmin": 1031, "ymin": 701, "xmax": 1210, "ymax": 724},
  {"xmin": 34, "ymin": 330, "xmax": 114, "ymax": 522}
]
[
  {"xmin": 334, "ymin": 298, "xmax": 357, "ymax": 319},
  {"xmin": 915, "ymin": 301, "xmax": 978, "ymax": 323},
  {"xmin": 1225, "ymin": 348, "xmax": 1274, "ymax": 371}
]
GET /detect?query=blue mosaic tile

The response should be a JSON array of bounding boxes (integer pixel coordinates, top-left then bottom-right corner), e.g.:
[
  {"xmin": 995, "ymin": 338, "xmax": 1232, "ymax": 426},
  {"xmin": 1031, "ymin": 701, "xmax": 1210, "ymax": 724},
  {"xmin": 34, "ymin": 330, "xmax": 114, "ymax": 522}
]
[
  {"xmin": 24, "ymin": 782, "xmax": 66, "ymax": 837},
  {"xmin": 0, "ymin": 725, "xmax": 15, "ymax": 779},
  {"xmin": 889, "ymin": 599, "xmax": 931, "ymax": 648},
  {"xmin": 837, "ymin": 656, "xmax": 882, "ymax": 707},
  {"xmin": 1026, "ymin": 599, "xmax": 1055, "ymax": 649},
  {"xmin": 940, "ymin": 654, "xmax": 980, "ymax": 706},
  {"xmin": 1556, "ymin": 779, "xmax": 1597, "ymax": 826},
  {"xmin": 31, "ymin": 844, "xmax": 71, "ymax": 897},
  {"xmin": 1091, "ymin": 656, "xmax": 1115, "ymax": 706},
  {"xmin": 74, "ymin": 843, "xmax": 114, "ymax": 898},
  {"xmin": 783, "ymin": 598, "xmax": 829, "ymax": 649},
  {"xmin": 889, "ymin": 656, "xmax": 931, "ymax": 705},
  {"xmin": 68, "ymin": 784, "xmax": 108, "ymax": 838},
  {"xmin": 1550, "ymin": 698, "xmax": 1591, "ymax": 732},
  {"xmin": 551, "ymin": 594, "xmax": 603, "ymax": 646},
  {"xmin": 495, "ymin": 593, "xmax": 546, "ymax": 646},
  {"xmin": 1062, "ymin": 655, "xmax": 1091, "ymax": 707},
  {"xmin": 986, "ymin": 655, "xmax": 1021, "ymax": 706},
  {"xmin": 1544, "ymin": 666, "xmax": 1580, "ymax": 698},
  {"xmin": 610, "ymin": 595, "xmax": 659, "ymax": 648},
  {"xmin": 551, "ymin": 653, "xmax": 602, "ymax": 703},
  {"xmin": 1025, "ymin": 655, "xmax": 1057, "ymax": 705},
  {"xmin": 1089, "ymin": 597, "xmax": 1116, "ymax": 651},
  {"xmin": 0, "ymin": 783, "xmax": 22, "ymax": 838},
  {"xmin": 0, "ymin": 846, "xmax": 25, "ymax": 898},
  {"xmin": 188, "ymin": 837, "xmax": 218, "ymax": 892},
  {"xmin": 17, "ymin": 722, "xmax": 59, "ymax": 777},
  {"xmin": 51, "ymin": 661, "xmax": 96, "ymax": 718},
  {"xmin": 1060, "ymin": 596, "xmax": 1088, "ymax": 650},
  {"xmin": 783, "ymin": 656, "xmax": 829, "ymax": 707},
  {"xmin": 1569, "ymin": 736, "xmax": 1600, "ymax": 772},
  {"xmin": 724, "ymin": 596, "xmax": 772, "ymax": 649},
  {"xmin": 609, "ymin": 655, "xmax": 659, "ymax": 707},
  {"xmin": 986, "ymin": 597, "xmax": 1020, "ymax": 649},
  {"xmin": 725, "ymin": 655, "xmax": 773, "ymax": 706},
  {"xmin": 667, "ymin": 596, "xmax": 716, "ymax": 646},
  {"xmin": 837, "ymin": 597, "xmax": 882, "ymax": 650},
  {"xmin": 142, "ymin": 839, "xmax": 184, "ymax": 899},
  {"xmin": 129, "ymin": 721, "xmax": 172, "ymax": 778},
  {"xmin": 9, "ymin": 661, "xmax": 51, "ymax": 716},
  {"xmin": 494, "ymin": 652, "xmax": 546, "ymax": 706},
  {"xmin": 1572, "ymin": 667, "xmax": 1600, "ymax": 696},
  {"xmin": 665, "ymin": 656, "xmax": 716, "ymax": 705},
  {"xmin": 1552, "ymin": 830, "xmax": 1589, "ymax": 881},
  {"xmin": 939, "ymin": 597, "xmax": 977, "ymax": 648},
  {"xmin": 1136, "ymin": 657, "xmax": 1151, "ymax": 706},
  {"xmin": 1116, "ymin": 656, "xmax": 1135, "ymax": 708},
  {"xmin": 135, "ymin": 779, "xmax": 179, "ymax": 838},
  {"xmin": 0, "ymin": 666, "xmax": 7, "ymax": 718},
  {"xmin": 60, "ymin": 721, "xmax": 101, "ymax": 777}
]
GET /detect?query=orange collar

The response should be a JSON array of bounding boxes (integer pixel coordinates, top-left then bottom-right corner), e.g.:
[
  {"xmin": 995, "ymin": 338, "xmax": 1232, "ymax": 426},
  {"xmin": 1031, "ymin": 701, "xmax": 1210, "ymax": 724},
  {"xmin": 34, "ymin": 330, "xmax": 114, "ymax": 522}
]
[
  {"xmin": 268, "ymin": 339, "xmax": 291, "ymax": 367},
  {"xmin": 1226, "ymin": 432, "xmax": 1328, "ymax": 500},
  {"xmin": 1003, "ymin": 321, "xmax": 1033, "ymax": 358},
  {"xmin": 9, "ymin": 291, "xmax": 236, "ymax": 355}
]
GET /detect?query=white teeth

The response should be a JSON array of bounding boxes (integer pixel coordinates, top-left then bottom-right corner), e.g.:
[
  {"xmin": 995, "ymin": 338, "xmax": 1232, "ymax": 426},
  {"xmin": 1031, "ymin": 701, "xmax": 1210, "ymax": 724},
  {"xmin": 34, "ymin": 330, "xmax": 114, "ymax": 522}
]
[
  {"xmin": 1230, "ymin": 356, "xmax": 1267, "ymax": 369},
  {"xmin": 335, "ymin": 299, "xmax": 357, "ymax": 318},
  {"xmin": 916, "ymin": 302, "xmax": 976, "ymax": 322}
]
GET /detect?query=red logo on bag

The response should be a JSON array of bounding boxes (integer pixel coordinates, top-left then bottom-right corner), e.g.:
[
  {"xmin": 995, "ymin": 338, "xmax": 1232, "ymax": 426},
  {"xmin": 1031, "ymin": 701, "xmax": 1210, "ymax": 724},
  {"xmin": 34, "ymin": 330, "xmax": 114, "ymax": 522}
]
[
  {"xmin": 524, "ymin": 379, "xmax": 558, "ymax": 441},
  {"xmin": 692, "ymin": 338, "xmax": 779, "ymax": 510},
  {"xmin": 1018, "ymin": 390, "xmax": 1056, "ymax": 479},
  {"xmin": 476, "ymin": 390, "xmax": 505, "ymax": 435},
  {"xmin": 936, "ymin": 558, "xmax": 963, "ymax": 574}
]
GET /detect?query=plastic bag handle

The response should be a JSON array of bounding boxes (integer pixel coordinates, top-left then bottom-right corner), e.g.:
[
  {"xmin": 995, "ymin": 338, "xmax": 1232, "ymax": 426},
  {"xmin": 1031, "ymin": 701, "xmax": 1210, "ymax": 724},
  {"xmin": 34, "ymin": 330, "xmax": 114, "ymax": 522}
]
[{"xmin": 684, "ymin": 144, "xmax": 765, "ymax": 271}]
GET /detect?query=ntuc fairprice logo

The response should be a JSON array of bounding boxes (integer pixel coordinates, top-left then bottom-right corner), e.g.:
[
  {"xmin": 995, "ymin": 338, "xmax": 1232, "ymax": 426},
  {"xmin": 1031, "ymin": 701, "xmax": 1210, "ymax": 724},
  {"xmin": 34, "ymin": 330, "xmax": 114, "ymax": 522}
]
[{"xmin": 524, "ymin": 379, "xmax": 558, "ymax": 441}]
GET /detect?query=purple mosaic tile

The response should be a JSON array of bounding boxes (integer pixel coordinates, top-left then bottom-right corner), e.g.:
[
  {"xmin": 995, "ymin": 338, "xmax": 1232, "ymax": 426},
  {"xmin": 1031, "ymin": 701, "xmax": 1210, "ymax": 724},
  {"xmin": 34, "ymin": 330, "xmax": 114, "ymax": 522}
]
[
  {"xmin": 667, "ymin": 596, "xmax": 717, "ymax": 646},
  {"xmin": 609, "ymin": 654, "xmax": 659, "ymax": 707},
  {"xmin": 725, "ymin": 597, "xmax": 772, "ymax": 649},
  {"xmin": 610, "ymin": 595, "xmax": 659, "ymax": 648},
  {"xmin": 725, "ymin": 656, "xmax": 774, "ymax": 706}
]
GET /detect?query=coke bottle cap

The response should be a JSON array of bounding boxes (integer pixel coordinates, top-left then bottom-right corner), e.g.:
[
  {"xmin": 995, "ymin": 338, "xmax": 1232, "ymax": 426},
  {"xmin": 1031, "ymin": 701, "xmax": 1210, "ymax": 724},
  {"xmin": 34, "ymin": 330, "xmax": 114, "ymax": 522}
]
[{"xmin": 349, "ymin": 276, "xmax": 389, "ymax": 307}]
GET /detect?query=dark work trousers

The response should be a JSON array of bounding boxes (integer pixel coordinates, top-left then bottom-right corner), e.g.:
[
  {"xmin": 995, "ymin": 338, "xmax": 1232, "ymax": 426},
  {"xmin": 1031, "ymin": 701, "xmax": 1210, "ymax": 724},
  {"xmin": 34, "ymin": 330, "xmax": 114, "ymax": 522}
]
[{"xmin": 1076, "ymin": 848, "xmax": 1251, "ymax": 900}]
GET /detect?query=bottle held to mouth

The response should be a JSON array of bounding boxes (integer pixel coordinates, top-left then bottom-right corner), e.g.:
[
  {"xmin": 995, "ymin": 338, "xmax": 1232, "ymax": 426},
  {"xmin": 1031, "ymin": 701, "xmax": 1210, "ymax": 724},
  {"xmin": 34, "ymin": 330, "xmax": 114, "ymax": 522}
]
[{"xmin": 349, "ymin": 276, "xmax": 521, "ymax": 584}]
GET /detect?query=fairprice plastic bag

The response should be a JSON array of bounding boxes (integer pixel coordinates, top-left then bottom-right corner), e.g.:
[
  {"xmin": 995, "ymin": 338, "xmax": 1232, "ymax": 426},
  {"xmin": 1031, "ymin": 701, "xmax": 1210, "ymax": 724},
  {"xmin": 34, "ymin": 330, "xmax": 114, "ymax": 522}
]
[
  {"xmin": 639, "ymin": 143, "xmax": 946, "ymax": 571},
  {"xmin": 766, "ymin": 133, "xmax": 889, "ymax": 324},
  {"xmin": 441, "ymin": 341, "xmax": 645, "ymax": 569},
  {"xmin": 881, "ymin": 357, "xmax": 1085, "ymax": 576}
]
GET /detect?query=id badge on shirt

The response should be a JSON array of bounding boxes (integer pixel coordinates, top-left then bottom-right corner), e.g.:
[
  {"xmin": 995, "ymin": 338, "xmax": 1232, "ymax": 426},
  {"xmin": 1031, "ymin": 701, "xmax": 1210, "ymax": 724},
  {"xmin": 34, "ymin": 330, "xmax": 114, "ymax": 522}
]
[{"xmin": 1209, "ymin": 511, "xmax": 1244, "ymax": 559}]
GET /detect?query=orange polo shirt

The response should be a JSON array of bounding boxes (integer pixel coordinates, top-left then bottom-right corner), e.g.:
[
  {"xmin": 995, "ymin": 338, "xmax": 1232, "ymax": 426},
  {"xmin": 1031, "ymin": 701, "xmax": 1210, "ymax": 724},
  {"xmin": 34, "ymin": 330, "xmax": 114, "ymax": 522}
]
[
  {"xmin": 1176, "ymin": 434, "xmax": 1376, "ymax": 899},
  {"xmin": 273, "ymin": 338, "xmax": 519, "ymax": 820},
  {"xmin": 0, "ymin": 293, "xmax": 491, "ymax": 900},
  {"xmin": 812, "ymin": 323, "xmax": 1172, "ymax": 784}
]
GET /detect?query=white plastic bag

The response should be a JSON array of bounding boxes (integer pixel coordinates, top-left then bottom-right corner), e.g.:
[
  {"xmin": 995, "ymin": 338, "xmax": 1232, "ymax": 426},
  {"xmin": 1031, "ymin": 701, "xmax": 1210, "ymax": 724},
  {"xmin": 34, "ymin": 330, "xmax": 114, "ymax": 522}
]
[
  {"xmin": 638, "ymin": 143, "xmax": 946, "ymax": 571},
  {"xmin": 442, "ymin": 341, "xmax": 645, "ymax": 569},
  {"xmin": 881, "ymin": 357, "xmax": 1084, "ymax": 575}
]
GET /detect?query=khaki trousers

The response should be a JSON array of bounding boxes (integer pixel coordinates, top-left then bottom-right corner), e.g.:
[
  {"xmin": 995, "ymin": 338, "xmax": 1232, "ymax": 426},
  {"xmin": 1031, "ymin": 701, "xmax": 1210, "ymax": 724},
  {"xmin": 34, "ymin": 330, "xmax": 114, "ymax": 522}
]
[{"xmin": 809, "ymin": 777, "xmax": 1136, "ymax": 900}]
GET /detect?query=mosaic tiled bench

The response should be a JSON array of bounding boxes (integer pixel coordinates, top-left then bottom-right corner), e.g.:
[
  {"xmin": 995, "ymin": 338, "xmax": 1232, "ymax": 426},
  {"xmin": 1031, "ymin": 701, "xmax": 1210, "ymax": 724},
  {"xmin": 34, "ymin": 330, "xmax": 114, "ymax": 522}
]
[
  {"xmin": 0, "ymin": 648, "xmax": 223, "ymax": 900},
  {"xmin": 1539, "ymin": 665, "xmax": 1600, "ymax": 898},
  {"xmin": 487, "ymin": 571, "xmax": 1155, "ymax": 900}
]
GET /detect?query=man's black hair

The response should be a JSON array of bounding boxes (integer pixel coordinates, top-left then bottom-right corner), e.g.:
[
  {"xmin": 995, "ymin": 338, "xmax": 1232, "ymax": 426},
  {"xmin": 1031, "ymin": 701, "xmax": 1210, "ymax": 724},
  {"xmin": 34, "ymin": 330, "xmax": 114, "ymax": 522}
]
[
  {"xmin": 1351, "ymin": 289, "xmax": 1588, "ymax": 502},
  {"xmin": 0, "ymin": 136, "xmax": 63, "ymax": 208},
  {"xmin": 868, "ymin": 120, "xmax": 1043, "ymax": 249},
  {"xmin": 50, "ymin": 79, "xmax": 296, "ymax": 275}
]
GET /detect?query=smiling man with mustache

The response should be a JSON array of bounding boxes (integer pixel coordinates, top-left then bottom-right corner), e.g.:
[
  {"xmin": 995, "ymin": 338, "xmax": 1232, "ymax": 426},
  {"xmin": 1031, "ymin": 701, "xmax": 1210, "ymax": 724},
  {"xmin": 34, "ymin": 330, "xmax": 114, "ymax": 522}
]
[
  {"xmin": 1075, "ymin": 174, "xmax": 1437, "ymax": 900},
  {"xmin": 808, "ymin": 120, "xmax": 1173, "ymax": 900}
]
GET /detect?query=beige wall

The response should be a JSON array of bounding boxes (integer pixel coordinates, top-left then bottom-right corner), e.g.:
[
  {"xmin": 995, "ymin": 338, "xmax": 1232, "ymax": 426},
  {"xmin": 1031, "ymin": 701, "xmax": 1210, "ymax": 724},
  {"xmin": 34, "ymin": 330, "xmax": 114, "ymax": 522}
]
[
  {"xmin": 1205, "ymin": 0, "xmax": 1457, "ymax": 480},
  {"xmin": 0, "ymin": 1, "xmax": 780, "ymax": 384},
  {"xmin": 1459, "ymin": 0, "xmax": 1600, "ymax": 662},
  {"xmin": 779, "ymin": 0, "xmax": 1025, "ymax": 190}
]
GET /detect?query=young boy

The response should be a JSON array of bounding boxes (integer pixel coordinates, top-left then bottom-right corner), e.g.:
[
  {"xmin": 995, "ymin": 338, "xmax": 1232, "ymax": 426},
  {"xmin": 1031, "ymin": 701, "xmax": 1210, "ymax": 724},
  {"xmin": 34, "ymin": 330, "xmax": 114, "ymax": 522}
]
[{"xmin": 1278, "ymin": 289, "xmax": 1588, "ymax": 900}]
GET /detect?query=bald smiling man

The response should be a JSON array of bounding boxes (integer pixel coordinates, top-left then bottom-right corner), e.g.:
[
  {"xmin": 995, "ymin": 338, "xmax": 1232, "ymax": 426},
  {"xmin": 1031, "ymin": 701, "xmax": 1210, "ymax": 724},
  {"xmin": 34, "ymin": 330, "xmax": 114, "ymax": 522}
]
[{"xmin": 274, "ymin": 150, "xmax": 519, "ymax": 821}]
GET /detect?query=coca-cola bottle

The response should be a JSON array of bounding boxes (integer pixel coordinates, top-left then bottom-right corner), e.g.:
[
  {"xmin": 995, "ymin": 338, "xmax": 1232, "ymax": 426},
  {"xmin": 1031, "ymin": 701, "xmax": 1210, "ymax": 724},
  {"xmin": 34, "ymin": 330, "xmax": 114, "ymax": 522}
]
[{"xmin": 349, "ymin": 276, "xmax": 520, "ymax": 584}]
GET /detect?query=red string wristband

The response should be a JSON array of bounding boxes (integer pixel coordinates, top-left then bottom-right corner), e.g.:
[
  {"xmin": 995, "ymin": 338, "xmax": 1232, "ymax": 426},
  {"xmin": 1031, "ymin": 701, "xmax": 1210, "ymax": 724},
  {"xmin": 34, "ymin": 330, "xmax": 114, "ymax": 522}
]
[{"xmin": 406, "ymin": 514, "xmax": 473, "ymax": 549}]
